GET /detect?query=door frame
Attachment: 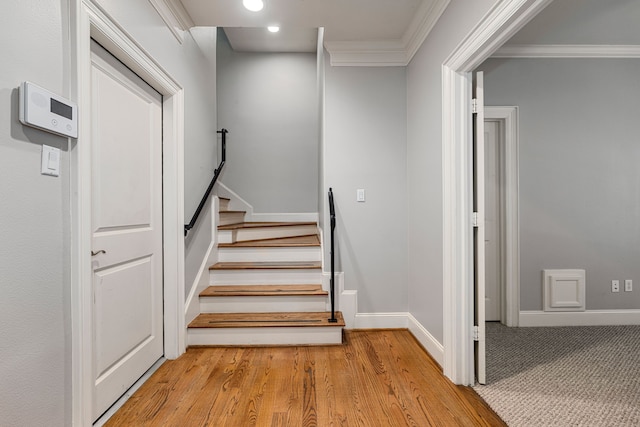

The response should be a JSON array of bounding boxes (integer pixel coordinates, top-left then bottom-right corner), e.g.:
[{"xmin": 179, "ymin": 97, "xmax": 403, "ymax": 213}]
[
  {"xmin": 441, "ymin": 0, "xmax": 553, "ymax": 385},
  {"xmin": 70, "ymin": 1, "xmax": 185, "ymax": 424},
  {"xmin": 485, "ymin": 106, "xmax": 520, "ymax": 328}
]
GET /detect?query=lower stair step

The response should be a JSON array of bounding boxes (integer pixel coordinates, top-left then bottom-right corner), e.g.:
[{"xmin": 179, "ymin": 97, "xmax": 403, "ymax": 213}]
[
  {"xmin": 187, "ymin": 312, "xmax": 345, "ymax": 346},
  {"xmin": 199, "ymin": 285, "xmax": 328, "ymax": 313},
  {"xmin": 210, "ymin": 261, "xmax": 322, "ymax": 270},
  {"xmin": 201, "ymin": 284, "xmax": 328, "ymax": 297}
]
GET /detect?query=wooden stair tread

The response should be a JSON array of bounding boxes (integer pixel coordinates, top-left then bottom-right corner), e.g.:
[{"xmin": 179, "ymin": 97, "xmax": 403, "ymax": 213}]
[
  {"xmin": 218, "ymin": 221, "xmax": 317, "ymax": 231},
  {"xmin": 219, "ymin": 234, "xmax": 320, "ymax": 248},
  {"xmin": 200, "ymin": 284, "xmax": 327, "ymax": 297},
  {"xmin": 220, "ymin": 210, "xmax": 246, "ymax": 214},
  {"xmin": 210, "ymin": 261, "xmax": 322, "ymax": 270},
  {"xmin": 188, "ymin": 311, "xmax": 345, "ymax": 328}
]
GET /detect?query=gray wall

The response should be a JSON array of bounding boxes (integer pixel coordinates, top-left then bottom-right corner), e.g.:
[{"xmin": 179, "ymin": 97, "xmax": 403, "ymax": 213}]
[
  {"xmin": 217, "ymin": 30, "xmax": 319, "ymax": 213},
  {"xmin": 406, "ymin": 0, "xmax": 499, "ymax": 344},
  {"xmin": 479, "ymin": 57, "xmax": 640, "ymax": 311},
  {"xmin": 324, "ymin": 62, "xmax": 408, "ymax": 313},
  {"xmin": 95, "ymin": 0, "xmax": 219, "ymax": 311},
  {"xmin": 0, "ymin": 1, "xmax": 69, "ymax": 425},
  {"xmin": 0, "ymin": 0, "xmax": 217, "ymax": 424}
]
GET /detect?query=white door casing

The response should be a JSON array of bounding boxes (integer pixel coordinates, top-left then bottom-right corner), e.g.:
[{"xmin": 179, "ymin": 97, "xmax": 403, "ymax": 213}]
[
  {"xmin": 485, "ymin": 107, "xmax": 520, "ymax": 328},
  {"xmin": 90, "ymin": 40, "xmax": 163, "ymax": 420},
  {"xmin": 71, "ymin": 2, "xmax": 185, "ymax": 425},
  {"xmin": 441, "ymin": 0, "xmax": 550, "ymax": 386},
  {"xmin": 472, "ymin": 71, "xmax": 486, "ymax": 385},
  {"xmin": 484, "ymin": 120, "xmax": 501, "ymax": 322}
]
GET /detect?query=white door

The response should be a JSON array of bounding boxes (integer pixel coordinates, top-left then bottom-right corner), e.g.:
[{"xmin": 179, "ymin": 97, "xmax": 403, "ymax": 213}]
[
  {"xmin": 90, "ymin": 40, "xmax": 164, "ymax": 421},
  {"xmin": 484, "ymin": 120, "xmax": 501, "ymax": 322},
  {"xmin": 473, "ymin": 72, "xmax": 486, "ymax": 384}
]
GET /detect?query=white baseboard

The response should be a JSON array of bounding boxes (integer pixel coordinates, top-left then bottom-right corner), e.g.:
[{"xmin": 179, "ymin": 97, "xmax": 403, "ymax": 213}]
[
  {"xmin": 519, "ymin": 310, "xmax": 640, "ymax": 327},
  {"xmin": 216, "ymin": 182, "xmax": 254, "ymax": 219},
  {"xmin": 407, "ymin": 314, "xmax": 444, "ymax": 366},
  {"xmin": 217, "ymin": 182, "xmax": 319, "ymax": 223},
  {"xmin": 351, "ymin": 312, "xmax": 444, "ymax": 365},
  {"xmin": 353, "ymin": 312, "xmax": 410, "ymax": 329}
]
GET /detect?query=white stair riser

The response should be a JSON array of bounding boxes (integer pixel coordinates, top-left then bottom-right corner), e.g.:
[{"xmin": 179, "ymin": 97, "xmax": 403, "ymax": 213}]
[
  {"xmin": 218, "ymin": 247, "xmax": 321, "ymax": 263},
  {"xmin": 199, "ymin": 296, "xmax": 327, "ymax": 313},
  {"xmin": 187, "ymin": 326, "xmax": 343, "ymax": 346},
  {"xmin": 210, "ymin": 269, "xmax": 322, "ymax": 285},
  {"xmin": 218, "ymin": 212, "xmax": 245, "ymax": 226},
  {"xmin": 218, "ymin": 225, "xmax": 317, "ymax": 244},
  {"xmin": 219, "ymin": 199, "xmax": 230, "ymax": 211}
]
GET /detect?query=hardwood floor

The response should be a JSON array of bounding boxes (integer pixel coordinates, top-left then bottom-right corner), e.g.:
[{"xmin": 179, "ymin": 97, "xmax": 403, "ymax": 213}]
[{"xmin": 105, "ymin": 330, "xmax": 505, "ymax": 426}]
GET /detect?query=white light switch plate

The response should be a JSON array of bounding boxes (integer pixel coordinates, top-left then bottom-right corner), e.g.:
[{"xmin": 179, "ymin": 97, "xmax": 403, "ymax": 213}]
[
  {"xmin": 41, "ymin": 145, "xmax": 60, "ymax": 177},
  {"xmin": 357, "ymin": 189, "xmax": 365, "ymax": 202}
]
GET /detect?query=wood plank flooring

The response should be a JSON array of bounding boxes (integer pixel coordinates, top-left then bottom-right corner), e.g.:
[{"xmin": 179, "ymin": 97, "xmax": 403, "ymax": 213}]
[{"xmin": 105, "ymin": 330, "xmax": 504, "ymax": 426}]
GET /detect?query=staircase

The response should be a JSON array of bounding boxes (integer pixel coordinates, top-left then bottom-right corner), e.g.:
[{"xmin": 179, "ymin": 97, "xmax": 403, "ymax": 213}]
[{"xmin": 187, "ymin": 197, "xmax": 344, "ymax": 346}]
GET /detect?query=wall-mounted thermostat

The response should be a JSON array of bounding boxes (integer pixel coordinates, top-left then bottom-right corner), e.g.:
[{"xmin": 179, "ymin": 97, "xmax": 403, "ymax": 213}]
[{"xmin": 19, "ymin": 81, "xmax": 78, "ymax": 138}]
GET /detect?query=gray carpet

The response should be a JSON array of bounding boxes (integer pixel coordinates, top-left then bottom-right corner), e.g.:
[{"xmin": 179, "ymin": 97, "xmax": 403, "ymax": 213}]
[{"xmin": 473, "ymin": 323, "xmax": 640, "ymax": 426}]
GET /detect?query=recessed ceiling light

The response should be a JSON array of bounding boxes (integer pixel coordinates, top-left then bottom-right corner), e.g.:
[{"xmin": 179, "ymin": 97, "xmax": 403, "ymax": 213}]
[
  {"xmin": 267, "ymin": 26, "xmax": 280, "ymax": 33},
  {"xmin": 243, "ymin": 0, "xmax": 263, "ymax": 12}
]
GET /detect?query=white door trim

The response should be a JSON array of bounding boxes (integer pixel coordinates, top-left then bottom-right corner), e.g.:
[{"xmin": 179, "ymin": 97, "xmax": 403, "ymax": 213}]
[
  {"xmin": 70, "ymin": 1, "xmax": 185, "ymax": 424},
  {"xmin": 485, "ymin": 106, "xmax": 520, "ymax": 327},
  {"xmin": 441, "ymin": 0, "xmax": 553, "ymax": 385}
]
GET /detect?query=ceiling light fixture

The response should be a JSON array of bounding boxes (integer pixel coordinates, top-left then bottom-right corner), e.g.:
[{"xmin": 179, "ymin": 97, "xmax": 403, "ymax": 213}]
[
  {"xmin": 267, "ymin": 26, "xmax": 280, "ymax": 33},
  {"xmin": 243, "ymin": 0, "xmax": 264, "ymax": 12}
]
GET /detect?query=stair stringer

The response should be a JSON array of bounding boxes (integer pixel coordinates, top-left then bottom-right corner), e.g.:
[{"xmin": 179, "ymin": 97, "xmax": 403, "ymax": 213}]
[{"xmin": 185, "ymin": 196, "xmax": 220, "ymax": 325}]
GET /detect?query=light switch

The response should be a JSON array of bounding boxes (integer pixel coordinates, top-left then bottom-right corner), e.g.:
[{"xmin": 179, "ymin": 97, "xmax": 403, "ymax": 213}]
[
  {"xmin": 41, "ymin": 145, "xmax": 60, "ymax": 177},
  {"xmin": 357, "ymin": 189, "xmax": 365, "ymax": 202}
]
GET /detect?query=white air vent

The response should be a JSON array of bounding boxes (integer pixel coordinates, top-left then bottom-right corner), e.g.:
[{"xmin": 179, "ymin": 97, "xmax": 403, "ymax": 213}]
[{"xmin": 543, "ymin": 269, "xmax": 586, "ymax": 312}]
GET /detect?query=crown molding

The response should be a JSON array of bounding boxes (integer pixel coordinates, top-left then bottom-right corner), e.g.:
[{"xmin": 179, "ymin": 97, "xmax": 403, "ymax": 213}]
[
  {"xmin": 403, "ymin": 0, "xmax": 451, "ymax": 63},
  {"xmin": 148, "ymin": 0, "xmax": 195, "ymax": 44},
  {"xmin": 493, "ymin": 44, "xmax": 640, "ymax": 58},
  {"xmin": 324, "ymin": 40, "xmax": 408, "ymax": 66},
  {"xmin": 326, "ymin": 0, "xmax": 450, "ymax": 67}
]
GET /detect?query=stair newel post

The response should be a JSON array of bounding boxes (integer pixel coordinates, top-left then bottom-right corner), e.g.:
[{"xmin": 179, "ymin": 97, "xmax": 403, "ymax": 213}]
[{"xmin": 328, "ymin": 188, "xmax": 337, "ymax": 323}]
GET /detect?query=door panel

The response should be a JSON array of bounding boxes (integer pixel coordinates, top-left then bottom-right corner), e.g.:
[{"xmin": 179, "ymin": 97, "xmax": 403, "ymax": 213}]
[
  {"xmin": 473, "ymin": 71, "xmax": 486, "ymax": 385},
  {"xmin": 90, "ymin": 40, "xmax": 163, "ymax": 421}
]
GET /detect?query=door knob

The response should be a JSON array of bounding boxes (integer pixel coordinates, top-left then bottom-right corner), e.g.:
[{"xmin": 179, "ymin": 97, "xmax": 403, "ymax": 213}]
[{"xmin": 91, "ymin": 250, "xmax": 106, "ymax": 256}]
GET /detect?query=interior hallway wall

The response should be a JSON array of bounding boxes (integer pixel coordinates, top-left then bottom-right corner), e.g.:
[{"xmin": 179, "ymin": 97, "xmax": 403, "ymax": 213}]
[
  {"xmin": 406, "ymin": 0, "xmax": 499, "ymax": 344},
  {"xmin": 0, "ymin": 0, "xmax": 219, "ymax": 424},
  {"xmin": 324, "ymin": 60, "xmax": 408, "ymax": 314},
  {"xmin": 217, "ymin": 29, "xmax": 319, "ymax": 213},
  {"xmin": 0, "ymin": 1, "xmax": 69, "ymax": 425},
  {"xmin": 479, "ymin": 57, "xmax": 640, "ymax": 311}
]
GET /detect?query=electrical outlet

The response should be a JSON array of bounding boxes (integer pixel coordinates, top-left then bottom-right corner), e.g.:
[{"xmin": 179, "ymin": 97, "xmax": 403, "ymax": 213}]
[
  {"xmin": 612, "ymin": 280, "xmax": 620, "ymax": 293},
  {"xmin": 625, "ymin": 279, "xmax": 633, "ymax": 292}
]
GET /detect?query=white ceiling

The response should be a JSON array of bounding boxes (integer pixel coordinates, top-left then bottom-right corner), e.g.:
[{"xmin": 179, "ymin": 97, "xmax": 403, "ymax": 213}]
[
  {"xmin": 176, "ymin": 0, "xmax": 640, "ymax": 62},
  {"xmin": 178, "ymin": 0, "xmax": 448, "ymax": 63}
]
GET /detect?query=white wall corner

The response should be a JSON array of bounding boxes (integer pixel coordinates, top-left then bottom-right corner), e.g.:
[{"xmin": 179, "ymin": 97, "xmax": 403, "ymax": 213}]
[
  {"xmin": 407, "ymin": 314, "xmax": 445, "ymax": 366},
  {"xmin": 147, "ymin": 0, "xmax": 195, "ymax": 44},
  {"xmin": 519, "ymin": 310, "xmax": 640, "ymax": 327}
]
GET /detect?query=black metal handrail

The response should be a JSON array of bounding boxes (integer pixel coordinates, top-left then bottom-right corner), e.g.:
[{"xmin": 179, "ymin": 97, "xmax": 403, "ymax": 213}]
[
  {"xmin": 328, "ymin": 188, "xmax": 337, "ymax": 323},
  {"xmin": 184, "ymin": 129, "xmax": 228, "ymax": 236}
]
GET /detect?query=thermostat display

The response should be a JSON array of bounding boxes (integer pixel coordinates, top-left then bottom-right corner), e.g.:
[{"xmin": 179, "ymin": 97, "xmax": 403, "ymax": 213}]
[{"xmin": 19, "ymin": 81, "xmax": 78, "ymax": 138}]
